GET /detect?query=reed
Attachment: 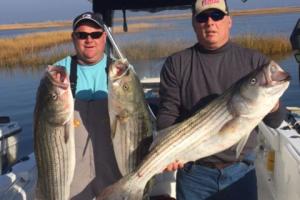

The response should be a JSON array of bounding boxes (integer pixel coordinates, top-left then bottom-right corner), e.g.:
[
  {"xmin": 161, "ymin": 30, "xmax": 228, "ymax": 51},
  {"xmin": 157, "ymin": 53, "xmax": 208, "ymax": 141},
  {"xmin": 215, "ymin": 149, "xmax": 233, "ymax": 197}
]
[
  {"xmin": 122, "ymin": 34, "xmax": 292, "ymax": 61},
  {"xmin": 0, "ymin": 31, "xmax": 292, "ymax": 68},
  {"xmin": 0, "ymin": 31, "xmax": 71, "ymax": 67},
  {"xmin": 120, "ymin": 39, "xmax": 190, "ymax": 61},
  {"xmin": 232, "ymin": 34, "xmax": 292, "ymax": 57}
]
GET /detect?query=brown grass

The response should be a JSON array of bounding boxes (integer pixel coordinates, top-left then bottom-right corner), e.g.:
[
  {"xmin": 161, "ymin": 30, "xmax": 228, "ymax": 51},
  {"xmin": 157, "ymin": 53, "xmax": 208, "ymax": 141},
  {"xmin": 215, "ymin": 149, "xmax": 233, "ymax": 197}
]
[
  {"xmin": 0, "ymin": 31, "xmax": 71, "ymax": 67},
  {"xmin": 122, "ymin": 35, "xmax": 292, "ymax": 61},
  {"xmin": 0, "ymin": 32, "xmax": 292, "ymax": 68},
  {"xmin": 232, "ymin": 34, "xmax": 292, "ymax": 57},
  {"xmin": 121, "ymin": 40, "xmax": 189, "ymax": 61},
  {"xmin": 0, "ymin": 21, "xmax": 71, "ymax": 31},
  {"xmin": 112, "ymin": 23, "xmax": 171, "ymax": 33}
]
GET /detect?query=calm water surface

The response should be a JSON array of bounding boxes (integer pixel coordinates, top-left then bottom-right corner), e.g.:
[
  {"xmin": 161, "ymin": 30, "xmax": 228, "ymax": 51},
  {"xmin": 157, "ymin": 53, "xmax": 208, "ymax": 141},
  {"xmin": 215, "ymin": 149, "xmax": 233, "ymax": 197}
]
[{"xmin": 0, "ymin": 13, "xmax": 299, "ymax": 158}]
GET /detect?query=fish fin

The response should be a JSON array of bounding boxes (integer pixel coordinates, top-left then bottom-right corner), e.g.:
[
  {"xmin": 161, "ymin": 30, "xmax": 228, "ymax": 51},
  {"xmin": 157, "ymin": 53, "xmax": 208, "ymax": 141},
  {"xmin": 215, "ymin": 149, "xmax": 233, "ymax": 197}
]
[
  {"xmin": 64, "ymin": 122, "xmax": 70, "ymax": 143},
  {"xmin": 111, "ymin": 110, "xmax": 129, "ymax": 139},
  {"xmin": 110, "ymin": 116, "xmax": 117, "ymax": 139},
  {"xmin": 235, "ymin": 133, "xmax": 251, "ymax": 159},
  {"xmin": 218, "ymin": 118, "xmax": 252, "ymax": 159},
  {"xmin": 150, "ymin": 123, "xmax": 179, "ymax": 151}
]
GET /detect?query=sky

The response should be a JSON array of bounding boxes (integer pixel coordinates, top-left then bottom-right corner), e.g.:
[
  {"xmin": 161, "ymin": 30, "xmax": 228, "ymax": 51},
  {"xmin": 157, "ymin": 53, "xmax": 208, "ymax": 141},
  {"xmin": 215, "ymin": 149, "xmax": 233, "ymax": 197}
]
[
  {"xmin": 0, "ymin": 0, "xmax": 299, "ymax": 24},
  {"xmin": 0, "ymin": 0, "xmax": 91, "ymax": 24}
]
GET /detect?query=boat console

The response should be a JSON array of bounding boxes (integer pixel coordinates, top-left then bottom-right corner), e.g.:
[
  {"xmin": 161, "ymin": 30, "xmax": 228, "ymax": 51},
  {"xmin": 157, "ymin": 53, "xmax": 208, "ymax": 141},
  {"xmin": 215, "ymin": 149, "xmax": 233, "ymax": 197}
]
[{"xmin": 0, "ymin": 117, "xmax": 22, "ymax": 175}]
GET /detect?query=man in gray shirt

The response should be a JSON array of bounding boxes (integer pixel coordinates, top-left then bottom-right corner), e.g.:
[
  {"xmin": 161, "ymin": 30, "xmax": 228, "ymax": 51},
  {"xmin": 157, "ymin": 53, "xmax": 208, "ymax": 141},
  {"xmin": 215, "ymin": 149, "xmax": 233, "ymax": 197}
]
[{"xmin": 157, "ymin": 0, "xmax": 286, "ymax": 199}]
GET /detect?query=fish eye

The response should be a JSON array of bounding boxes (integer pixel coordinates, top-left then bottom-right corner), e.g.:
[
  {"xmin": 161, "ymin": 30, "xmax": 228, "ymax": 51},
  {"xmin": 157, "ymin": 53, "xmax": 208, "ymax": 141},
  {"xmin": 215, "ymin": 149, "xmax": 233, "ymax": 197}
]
[
  {"xmin": 250, "ymin": 78, "xmax": 257, "ymax": 85},
  {"xmin": 50, "ymin": 93, "xmax": 58, "ymax": 100},
  {"xmin": 122, "ymin": 83, "xmax": 129, "ymax": 91}
]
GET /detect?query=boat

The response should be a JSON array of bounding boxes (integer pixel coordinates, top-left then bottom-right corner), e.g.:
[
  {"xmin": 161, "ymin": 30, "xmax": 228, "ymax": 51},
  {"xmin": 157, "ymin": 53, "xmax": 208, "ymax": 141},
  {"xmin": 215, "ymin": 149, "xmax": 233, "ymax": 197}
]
[
  {"xmin": 1, "ymin": 1, "xmax": 300, "ymax": 199},
  {"xmin": 0, "ymin": 117, "xmax": 37, "ymax": 200},
  {"xmin": 0, "ymin": 116, "xmax": 22, "ymax": 174},
  {"xmin": 256, "ymin": 108, "xmax": 300, "ymax": 200}
]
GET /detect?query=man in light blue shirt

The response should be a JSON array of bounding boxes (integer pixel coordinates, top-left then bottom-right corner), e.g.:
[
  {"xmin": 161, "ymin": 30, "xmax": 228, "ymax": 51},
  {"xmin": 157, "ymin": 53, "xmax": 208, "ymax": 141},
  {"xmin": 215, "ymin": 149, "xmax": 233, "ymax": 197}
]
[
  {"xmin": 55, "ymin": 12, "xmax": 122, "ymax": 199},
  {"xmin": 55, "ymin": 12, "xmax": 109, "ymax": 101}
]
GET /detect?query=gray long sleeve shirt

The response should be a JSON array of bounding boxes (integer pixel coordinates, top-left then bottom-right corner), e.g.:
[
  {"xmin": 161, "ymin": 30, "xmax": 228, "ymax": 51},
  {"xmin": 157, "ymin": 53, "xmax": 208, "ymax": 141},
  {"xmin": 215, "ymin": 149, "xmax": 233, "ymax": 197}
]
[{"xmin": 157, "ymin": 41, "xmax": 286, "ymax": 163}]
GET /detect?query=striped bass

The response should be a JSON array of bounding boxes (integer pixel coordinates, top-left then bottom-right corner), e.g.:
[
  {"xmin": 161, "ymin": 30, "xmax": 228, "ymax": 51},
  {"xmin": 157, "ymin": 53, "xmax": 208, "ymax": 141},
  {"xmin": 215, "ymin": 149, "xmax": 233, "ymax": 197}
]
[
  {"xmin": 98, "ymin": 60, "xmax": 290, "ymax": 200},
  {"xmin": 34, "ymin": 66, "xmax": 75, "ymax": 200},
  {"xmin": 108, "ymin": 59, "xmax": 154, "ymax": 175}
]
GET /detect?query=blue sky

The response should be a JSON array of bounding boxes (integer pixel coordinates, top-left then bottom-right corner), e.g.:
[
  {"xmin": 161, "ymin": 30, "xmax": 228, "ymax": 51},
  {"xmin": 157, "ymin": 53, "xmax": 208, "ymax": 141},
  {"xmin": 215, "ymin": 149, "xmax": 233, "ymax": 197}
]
[
  {"xmin": 0, "ymin": 0, "xmax": 299, "ymax": 24},
  {"xmin": 0, "ymin": 0, "xmax": 91, "ymax": 24}
]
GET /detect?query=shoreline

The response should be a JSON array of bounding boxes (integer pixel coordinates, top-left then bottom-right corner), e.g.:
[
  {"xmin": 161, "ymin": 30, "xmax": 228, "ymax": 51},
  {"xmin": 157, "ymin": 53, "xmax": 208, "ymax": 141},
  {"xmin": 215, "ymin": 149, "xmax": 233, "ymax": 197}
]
[{"xmin": 0, "ymin": 6, "xmax": 299, "ymax": 31}]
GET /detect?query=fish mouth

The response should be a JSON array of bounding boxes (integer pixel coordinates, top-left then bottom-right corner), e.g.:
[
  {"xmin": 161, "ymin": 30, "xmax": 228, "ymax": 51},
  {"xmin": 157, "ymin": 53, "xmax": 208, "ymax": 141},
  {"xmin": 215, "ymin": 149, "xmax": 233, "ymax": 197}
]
[
  {"xmin": 109, "ymin": 59, "xmax": 130, "ymax": 81},
  {"xmin": 264, "ymin": 62, "xmax": 291, "ymax": 86},
  {"xmin": 47, "ymin": 65, "xmax": 69, "ymax": 89}
]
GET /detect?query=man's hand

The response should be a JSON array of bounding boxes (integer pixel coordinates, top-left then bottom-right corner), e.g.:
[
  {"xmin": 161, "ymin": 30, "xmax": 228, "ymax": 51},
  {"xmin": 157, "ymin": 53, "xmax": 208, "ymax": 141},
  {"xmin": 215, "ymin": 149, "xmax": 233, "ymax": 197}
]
[{"xmin": 164, "ymin": 160, "xmax": 184, "ymax": 172}]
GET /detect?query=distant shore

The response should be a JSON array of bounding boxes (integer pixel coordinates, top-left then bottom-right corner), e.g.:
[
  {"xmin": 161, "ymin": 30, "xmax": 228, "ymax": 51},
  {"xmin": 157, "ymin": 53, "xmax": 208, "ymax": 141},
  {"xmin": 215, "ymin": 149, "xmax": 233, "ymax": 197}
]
[{"xmin": 0, "ymin": 6, "xmax": 299, "ymax": 31}]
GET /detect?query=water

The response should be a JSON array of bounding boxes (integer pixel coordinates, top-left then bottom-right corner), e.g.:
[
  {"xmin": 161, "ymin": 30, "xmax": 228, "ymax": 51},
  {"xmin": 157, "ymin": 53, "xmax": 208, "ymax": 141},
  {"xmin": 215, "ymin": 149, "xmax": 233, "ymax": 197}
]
[
  {"xmin": 0, "ymin": 69, "xmax": 42, "ymax": 158},
  {"xmin": 0, "ymin": 27, "xmax": 71, "ymax": 38},
  {"xmin": 114, "ymin": 12, "xmax": 299, "ymax": 47},
  {"xmin": 0, "ymin": 13, "xmax": 299, "ymax": 159}
]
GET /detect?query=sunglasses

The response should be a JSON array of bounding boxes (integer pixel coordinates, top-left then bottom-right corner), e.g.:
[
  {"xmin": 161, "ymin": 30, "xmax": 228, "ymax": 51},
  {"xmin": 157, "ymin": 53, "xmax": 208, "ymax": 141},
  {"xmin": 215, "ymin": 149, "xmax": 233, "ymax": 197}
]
[
  {"xmin": 74, "ymin": 31, "xmax": 104, "ymax": 39},
  {"xmin": 195, "ymin": 10, "xmax": 226, "ymax": 23}
]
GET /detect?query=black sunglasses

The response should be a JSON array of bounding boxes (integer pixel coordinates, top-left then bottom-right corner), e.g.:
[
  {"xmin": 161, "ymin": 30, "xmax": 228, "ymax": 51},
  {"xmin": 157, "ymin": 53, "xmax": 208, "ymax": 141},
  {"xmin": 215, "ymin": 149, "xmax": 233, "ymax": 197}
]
[
  {"xmin": 74, "ymin": 31, "xmax": 104, "ymax": 39},
  {"xmin": 195, "ymin": 10, "xmax": 226, "ymax": 23}
]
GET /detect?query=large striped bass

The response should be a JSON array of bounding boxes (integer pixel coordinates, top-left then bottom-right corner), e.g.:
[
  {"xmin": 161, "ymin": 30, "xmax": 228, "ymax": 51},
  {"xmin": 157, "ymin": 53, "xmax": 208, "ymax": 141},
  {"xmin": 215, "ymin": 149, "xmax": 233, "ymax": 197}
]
[
  {"xmin": 34, "ymin": 66, "xmax": 75, "ymax": 200},
  {"xmin": 98, "ymin": 60, "xmax": 290, "ymax": 200},
  {"xmin": 108, "ymin": 59, "xmax": 154, "ymax": 175}
]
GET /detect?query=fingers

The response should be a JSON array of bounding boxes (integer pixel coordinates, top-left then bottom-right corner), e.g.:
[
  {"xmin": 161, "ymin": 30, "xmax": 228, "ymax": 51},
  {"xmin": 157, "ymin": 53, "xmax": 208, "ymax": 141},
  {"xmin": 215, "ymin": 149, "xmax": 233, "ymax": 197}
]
[{"xmin": 164, "ymin": 160, "xmax": 184, "ymax": 172}]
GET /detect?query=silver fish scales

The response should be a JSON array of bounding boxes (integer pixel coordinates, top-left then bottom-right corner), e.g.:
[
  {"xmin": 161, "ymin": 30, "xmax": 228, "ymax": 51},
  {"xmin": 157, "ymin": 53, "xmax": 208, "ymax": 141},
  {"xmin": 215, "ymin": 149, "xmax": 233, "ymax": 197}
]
[
  {"xmin": 108, "ymin": 59, "xmax": 154, "ymax": 176},
  {"xmin": 34, "ymin": 66, "xmax": 75, "ymax": 200}
]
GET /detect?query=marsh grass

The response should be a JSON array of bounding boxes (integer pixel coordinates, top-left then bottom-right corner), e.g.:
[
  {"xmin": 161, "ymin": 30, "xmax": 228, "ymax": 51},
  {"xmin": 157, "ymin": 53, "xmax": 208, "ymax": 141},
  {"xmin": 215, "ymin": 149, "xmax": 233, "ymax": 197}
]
[
  {"xmin": 0, "ymin": 31, "xmax": 292, "ymax": 68},
  {"xmin": 121, "ymin": 39, "xmax": 191, "ymax": 61},
  {"xmin": 232, "ymin": 34, "xmax": 292, "ymax": 59},
  {"xmin": 0, "ymin": 31, "xmax": 71, "ymax": 67},
  {"xmin": 0, "ymin": 21, "xmax": 71, "ymax": 31},
  {"xmin": 0, "ymin": 23, "xmax": 165, "ymax": 68},
  {"xmin": 122, "ymin": 34, "xmax": 292, "ymax": 61}
]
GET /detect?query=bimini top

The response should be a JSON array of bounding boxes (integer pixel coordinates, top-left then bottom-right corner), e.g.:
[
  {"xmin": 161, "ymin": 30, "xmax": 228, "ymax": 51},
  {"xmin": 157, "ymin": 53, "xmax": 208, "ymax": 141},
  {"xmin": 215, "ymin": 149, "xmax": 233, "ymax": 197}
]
[{"xmin": 93, "ymin": 0, "xmax": 193, "ymax": 12}]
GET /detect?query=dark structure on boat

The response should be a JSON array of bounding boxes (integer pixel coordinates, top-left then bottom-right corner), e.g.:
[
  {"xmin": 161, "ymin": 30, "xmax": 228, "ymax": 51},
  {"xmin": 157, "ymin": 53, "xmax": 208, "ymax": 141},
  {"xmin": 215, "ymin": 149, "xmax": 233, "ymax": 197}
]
[{"xmin": 92, "ymin": 0, "xmax": 193, "ymax": 27}]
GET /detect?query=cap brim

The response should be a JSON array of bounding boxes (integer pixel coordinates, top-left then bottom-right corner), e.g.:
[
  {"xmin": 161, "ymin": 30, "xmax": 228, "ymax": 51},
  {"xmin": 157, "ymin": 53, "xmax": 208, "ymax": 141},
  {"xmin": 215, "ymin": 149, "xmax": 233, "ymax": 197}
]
[
  {"xmin": 73, "ymin": 18, "xmax": 103, "ymax": 30},
  {"xmin": 195, "ymin": 8, "xmax": 228, "ymax": 16}
]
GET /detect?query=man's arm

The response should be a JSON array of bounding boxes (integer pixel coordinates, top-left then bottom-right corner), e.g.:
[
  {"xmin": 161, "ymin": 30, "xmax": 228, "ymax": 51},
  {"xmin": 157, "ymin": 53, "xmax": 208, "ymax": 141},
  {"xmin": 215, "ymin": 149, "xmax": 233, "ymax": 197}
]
[
  {"xmin": 263, "ymin": 101, "xmax": 287, "ymax": 128},
  {"xmin": 156, "ymin": 57, "xmax": 185, "ymax": 171},
  {"xmin": 157, "ymin": 57, "xmax": 181, "ymax": 130}
]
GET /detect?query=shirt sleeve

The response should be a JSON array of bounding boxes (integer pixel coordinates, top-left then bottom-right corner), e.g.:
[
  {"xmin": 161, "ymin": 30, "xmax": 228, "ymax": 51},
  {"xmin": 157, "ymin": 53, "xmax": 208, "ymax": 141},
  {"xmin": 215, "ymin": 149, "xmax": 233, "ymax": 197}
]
[
  {"xmin": 156, "ymin": 56, "xmax": 181, "ymax": 130},
  {"xmin": 263, "ymin": 102, "xmax": 287, "ymax": 128}
]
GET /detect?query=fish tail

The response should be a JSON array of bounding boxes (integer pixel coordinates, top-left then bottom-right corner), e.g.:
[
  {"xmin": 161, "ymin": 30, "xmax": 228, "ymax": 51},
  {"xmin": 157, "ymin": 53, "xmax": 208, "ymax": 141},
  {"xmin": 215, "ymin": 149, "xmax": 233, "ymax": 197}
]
[{"xmin": 100, "ymin": 172, "xmax": 148, "ymax": 200}]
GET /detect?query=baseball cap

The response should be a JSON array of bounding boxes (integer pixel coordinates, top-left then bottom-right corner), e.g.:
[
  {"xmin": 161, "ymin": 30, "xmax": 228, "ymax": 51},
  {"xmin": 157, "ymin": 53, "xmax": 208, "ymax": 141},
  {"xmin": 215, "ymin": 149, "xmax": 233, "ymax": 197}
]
[
  {"xmin": 194, "ymin": 0, "xmax": 229, "ymax": 16},
  {"xmin": 73, "ymin": 12, "xmax": 104, "ymax": 31}
]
